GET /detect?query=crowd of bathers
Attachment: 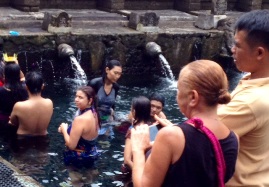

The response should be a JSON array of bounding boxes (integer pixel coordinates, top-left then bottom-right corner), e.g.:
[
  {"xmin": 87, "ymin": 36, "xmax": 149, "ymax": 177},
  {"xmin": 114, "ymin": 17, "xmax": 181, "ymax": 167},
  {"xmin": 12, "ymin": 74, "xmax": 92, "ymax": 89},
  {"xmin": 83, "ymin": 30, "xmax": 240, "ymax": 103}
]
[{"xmin": 1, "ymin": 9, "xmax": 269, "ymax": 187}]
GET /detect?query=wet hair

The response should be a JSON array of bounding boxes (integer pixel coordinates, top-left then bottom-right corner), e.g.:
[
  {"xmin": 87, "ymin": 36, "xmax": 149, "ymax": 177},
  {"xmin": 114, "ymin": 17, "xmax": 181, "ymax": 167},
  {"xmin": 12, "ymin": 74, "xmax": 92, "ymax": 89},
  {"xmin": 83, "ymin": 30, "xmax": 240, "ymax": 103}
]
[
  {"xmin": 102, "ymin": 59, "xmax": 122, "ymax": 80},
  {"xmin": 4, "ymin": 62, "xmax": 27, "ymax": 100},
  {"xmin": 25, "ymin": 71, "xmax": 43, "ymax": 94},
  {"xmin": 235, "ymin": 10, "xmax": 269, "ymax": 50},
  {"xmin": 131, "ymin": 96, "xmax": 151, "ymax": 126},
  {"xmin": 179, "ymin": 60, "xmax": 231, "ymax": 106},
  {"xmin": 4, "ymin": 62, "xmax": 21, "ymax": 89},
  {"xmin": 150, "ymin": 92, "xmax": 165, "ymax": 107},
  {"xmin": 77, "ymin": 86, "xmax": 101, "ymax": 128}
]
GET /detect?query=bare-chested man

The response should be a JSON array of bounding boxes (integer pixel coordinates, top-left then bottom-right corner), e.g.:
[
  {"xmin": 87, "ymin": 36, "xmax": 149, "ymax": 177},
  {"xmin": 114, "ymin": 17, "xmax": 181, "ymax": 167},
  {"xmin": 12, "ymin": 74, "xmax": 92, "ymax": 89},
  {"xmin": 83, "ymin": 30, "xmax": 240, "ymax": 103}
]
[{"xmin": 10, "ymin": 71, "xmax": 53, "ymax": 135}]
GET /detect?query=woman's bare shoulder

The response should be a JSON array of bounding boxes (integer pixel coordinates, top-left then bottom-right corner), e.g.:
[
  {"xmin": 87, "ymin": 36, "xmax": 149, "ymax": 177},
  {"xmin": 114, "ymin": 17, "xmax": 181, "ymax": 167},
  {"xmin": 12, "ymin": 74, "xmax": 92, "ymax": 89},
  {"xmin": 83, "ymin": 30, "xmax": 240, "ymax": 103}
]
[{"xmin": 157, "ymin": 125, "xmax": 184, "ymax": 142}]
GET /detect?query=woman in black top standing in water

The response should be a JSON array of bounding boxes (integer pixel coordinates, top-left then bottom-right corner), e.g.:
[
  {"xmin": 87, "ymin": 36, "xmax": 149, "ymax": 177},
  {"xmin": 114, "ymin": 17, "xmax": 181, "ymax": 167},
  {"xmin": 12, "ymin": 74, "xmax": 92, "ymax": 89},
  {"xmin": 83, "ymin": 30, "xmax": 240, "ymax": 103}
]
[
  {"xmin": 0, "ymin": 62, "xmax": 28, "ymax": 129},
  {"xmin": 88, "ymin": 60, "xmax": 122, "ymax": 136}
]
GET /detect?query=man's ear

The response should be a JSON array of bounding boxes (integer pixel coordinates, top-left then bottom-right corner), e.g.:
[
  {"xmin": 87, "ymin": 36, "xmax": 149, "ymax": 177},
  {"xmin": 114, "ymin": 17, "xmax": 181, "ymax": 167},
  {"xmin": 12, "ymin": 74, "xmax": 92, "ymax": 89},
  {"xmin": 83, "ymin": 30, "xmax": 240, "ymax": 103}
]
[
  {"xmin": 41, "ymin": 84, "xmax": 45, "ymax": 90},
  {"xmin": 257, "ymin": 47, "xmax": 265, "ymax": 61},
  {"xmin": 189, "ymin": 90, "xmax": 199, "ymax": 107}
]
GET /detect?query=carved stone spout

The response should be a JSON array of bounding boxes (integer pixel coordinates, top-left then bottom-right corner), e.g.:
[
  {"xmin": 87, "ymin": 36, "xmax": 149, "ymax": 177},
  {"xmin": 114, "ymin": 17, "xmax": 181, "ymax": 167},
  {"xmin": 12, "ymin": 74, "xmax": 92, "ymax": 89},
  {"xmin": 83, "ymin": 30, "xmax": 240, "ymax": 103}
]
[
  {"xmin": 58, "ymin": 43, "xmax": 74, "ymax": 57},
  {"xmin": 146, "ymin": 42, "xmax": 162, "ymax": 57}
]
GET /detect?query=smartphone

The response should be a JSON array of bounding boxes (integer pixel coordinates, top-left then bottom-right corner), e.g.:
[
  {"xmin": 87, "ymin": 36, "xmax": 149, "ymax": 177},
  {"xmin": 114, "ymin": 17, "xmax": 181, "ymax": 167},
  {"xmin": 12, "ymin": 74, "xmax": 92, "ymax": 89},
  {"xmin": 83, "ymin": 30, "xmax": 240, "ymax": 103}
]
[{"xmin": 149, "ymin": 124, "xmax": 162, "ymax": 141}]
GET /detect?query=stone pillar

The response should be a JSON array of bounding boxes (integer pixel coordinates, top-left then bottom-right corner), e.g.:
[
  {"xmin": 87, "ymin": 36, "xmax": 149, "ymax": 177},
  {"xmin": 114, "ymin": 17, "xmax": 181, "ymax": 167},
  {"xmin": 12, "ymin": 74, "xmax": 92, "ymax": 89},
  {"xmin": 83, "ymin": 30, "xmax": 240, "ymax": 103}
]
[
  {"xmin": 97, "ymin": 0, "xmax": 125, "ymax": 12},
  {"xmin": 236, "ymin": 0, "xmax": 262, "ymax": 11},
  {"xmin": 212, "ymin": 0, "xmax": 227, "ymax": 15},
  {"xmin": 11, "ymin": 0, "xmax": 40, "ymax": 12},
  {"xmin": 128, "ymin": 12, "xmax": 160, "ymax": 32},
  {"xmin": 174, "ymin": 0, "xmax": 200, "ymax": 12}
]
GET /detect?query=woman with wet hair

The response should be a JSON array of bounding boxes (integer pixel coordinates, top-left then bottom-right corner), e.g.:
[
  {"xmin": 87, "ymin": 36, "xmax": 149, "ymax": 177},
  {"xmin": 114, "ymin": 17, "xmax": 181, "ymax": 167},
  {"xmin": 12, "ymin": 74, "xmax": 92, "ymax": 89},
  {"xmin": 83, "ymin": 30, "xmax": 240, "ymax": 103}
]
[
  {"xmin": 58, "ymin": 86, "xmax": 101, "ymax": 166},
  {"xmin": 0, "ymin": 62, "xmax": 28, "ymax": 128},
  {"xmin": 88, "ymin": 59, "xmax": 122, "ymax": 136},
  {"xmin": 123, "ymin": 96, "xmax": 151, "ymax": 173},
  {"xmin": 131, "ymin": 60, "xmax": 239, "ymax": 187}
]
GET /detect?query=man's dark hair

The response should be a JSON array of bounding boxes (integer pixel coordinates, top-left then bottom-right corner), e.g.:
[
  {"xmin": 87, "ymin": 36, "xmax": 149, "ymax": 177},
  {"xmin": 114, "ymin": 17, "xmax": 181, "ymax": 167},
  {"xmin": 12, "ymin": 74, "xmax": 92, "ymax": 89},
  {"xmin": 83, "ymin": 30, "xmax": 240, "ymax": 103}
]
[
  {"xmin": 25, "ymin": 71, "xmax": 43, "ymax": 94},
  {"xmin": 149, "ymin": 93, "xmax": 165, "ymax": 107},
  {"xmin": 235, "ymin": 10, "xmax": 269, "ymax": 50}
]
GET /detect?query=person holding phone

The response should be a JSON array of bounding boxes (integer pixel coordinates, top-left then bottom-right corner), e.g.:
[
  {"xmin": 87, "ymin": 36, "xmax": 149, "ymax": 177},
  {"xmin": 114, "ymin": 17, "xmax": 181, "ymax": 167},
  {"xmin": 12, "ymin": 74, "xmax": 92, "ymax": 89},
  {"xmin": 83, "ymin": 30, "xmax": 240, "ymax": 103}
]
[
  {"xmin": 122, "ymin": 96, "xmax": 151, "ymax": 173},
  {"xmin": 131, "ymin": 60, "xmax": 239, "ymax": 187}
]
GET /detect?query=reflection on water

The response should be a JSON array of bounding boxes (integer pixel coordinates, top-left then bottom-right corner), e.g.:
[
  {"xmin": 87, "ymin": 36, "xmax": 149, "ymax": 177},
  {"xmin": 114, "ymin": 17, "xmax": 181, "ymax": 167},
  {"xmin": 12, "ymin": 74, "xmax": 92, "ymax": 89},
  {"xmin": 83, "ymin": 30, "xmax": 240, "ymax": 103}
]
[{"xmin": 0, "ymin": 70, "xmax": 242, "ymax": 187}]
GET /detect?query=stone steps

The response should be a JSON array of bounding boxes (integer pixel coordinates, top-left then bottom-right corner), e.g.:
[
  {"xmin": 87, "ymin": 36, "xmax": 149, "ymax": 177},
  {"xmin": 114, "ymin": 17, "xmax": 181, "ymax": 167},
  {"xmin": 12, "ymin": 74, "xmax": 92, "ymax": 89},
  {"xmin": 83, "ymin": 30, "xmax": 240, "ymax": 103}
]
[
  {"xmin": 0, "ymin": 9, "xmax": 129, "ymax": 29},
  {"xmin": 0, "ymin": 20, "xmax": 42, "ymax": 29},
  {"xmin": 0, "ymin": 8, "xmax": 198, "ymax": 31},
  {"xmin": 72, "ymin": 20, "xmax": 129, "ymax": 28},
  {"xmin": 159, "ymin": 20, "xmax": 196, "ymax": 28},
  {"xmin": 0, "ymin": 19, "xmax": 195, "ymax": 30}
]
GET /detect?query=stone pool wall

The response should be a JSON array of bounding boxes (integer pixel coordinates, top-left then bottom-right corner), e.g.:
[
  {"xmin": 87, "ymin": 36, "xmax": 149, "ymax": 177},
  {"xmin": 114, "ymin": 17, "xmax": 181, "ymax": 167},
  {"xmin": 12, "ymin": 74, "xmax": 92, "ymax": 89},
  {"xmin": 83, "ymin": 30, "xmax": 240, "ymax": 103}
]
[{"xmin": 0, "ymin": 30, "xmax": 226, "ymax": 80}]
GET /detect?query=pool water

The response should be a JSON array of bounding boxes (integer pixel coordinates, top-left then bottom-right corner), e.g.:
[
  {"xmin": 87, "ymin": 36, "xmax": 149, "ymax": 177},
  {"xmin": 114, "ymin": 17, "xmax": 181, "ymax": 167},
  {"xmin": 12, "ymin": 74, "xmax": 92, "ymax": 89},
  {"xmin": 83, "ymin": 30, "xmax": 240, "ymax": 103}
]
[{"xmin": 0, "ymin": 71, "xmax": 242, "ymax": 187}]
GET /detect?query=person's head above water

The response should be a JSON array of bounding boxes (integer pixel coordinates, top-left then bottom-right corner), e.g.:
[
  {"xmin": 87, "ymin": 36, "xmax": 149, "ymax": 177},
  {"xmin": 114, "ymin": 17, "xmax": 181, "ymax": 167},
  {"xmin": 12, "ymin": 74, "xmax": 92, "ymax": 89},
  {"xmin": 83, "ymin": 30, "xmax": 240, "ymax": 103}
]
[
  {"xmin": 149, "ymin": 92, "xmax": 165, "ymax": 117},
  {"xmin": 102, "ymin": 60, "xmax": 122, "ymax": 83},
  {"xmin": 76, "ymin": 86, "xmax": 96, "ymax": 107},
  {"xmin": 177, "ymin": 60, "xmax": 231, "ymax": 117},
  {"xmin": 76, "ymin": 86, "xmax": 100, "ymax": 127},
  {"xmin": 25, "ymin": 71, "xmax": 43, "ymax": 95},
  {"xmin": 4, "ymin": 62, "xmax": 21, "ymax": 85},
  {"xmin": 131, "ymin": 96, "xmax": 151, "ymax": 126}
]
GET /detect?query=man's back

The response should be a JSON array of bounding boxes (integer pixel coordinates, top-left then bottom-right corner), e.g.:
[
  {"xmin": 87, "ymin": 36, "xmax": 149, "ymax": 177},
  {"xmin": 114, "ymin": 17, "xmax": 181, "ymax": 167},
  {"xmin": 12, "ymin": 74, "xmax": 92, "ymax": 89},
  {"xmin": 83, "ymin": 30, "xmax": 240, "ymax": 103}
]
[{"xmin": 11, "ymin": 95, "xmax": 53, "ymax": 136}]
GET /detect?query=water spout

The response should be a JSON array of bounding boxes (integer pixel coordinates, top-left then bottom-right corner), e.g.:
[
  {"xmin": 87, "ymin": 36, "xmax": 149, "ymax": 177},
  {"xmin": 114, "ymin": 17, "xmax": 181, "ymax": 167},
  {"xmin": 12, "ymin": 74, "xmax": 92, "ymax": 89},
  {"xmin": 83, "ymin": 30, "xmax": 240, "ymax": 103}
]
[
  {"xmin": 146, "ymin": 42, "xmax": 174, "ymax": 81},
  {"xmin": 58, "ymin": 43, "xmax": 75, "ymax": 57},
  {"xmin": 58, "ymin": 44, "xmax": 87, "ymax": 85},
  {"xmin": 146, "ymin": 42, "xmax": 162, "ymax": 57}
]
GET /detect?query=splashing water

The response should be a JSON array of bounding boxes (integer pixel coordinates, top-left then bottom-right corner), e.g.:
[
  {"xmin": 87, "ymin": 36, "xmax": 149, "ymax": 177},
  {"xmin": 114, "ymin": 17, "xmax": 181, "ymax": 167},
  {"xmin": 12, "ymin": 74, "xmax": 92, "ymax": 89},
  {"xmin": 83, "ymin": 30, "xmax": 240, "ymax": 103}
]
[
  {"xmin": 159, "ymin": 54, "xmax": 175, "ymax": 81},
  {"xmin": 70, "ymin": 55, "xmax": 87, "ymax": 85}
]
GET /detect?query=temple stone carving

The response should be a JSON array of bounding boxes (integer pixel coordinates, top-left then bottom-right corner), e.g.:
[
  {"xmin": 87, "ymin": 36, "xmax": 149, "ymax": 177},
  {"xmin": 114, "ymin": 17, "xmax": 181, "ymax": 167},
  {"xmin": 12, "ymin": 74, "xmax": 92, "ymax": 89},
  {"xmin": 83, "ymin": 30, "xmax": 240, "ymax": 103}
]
[
  {"xmin": 128, "ymin": 12, "xmax": 160, "ymax": 32},
  {"xmin": 42, "ymin": 11, "xmax": 72, "ymax": 34}
]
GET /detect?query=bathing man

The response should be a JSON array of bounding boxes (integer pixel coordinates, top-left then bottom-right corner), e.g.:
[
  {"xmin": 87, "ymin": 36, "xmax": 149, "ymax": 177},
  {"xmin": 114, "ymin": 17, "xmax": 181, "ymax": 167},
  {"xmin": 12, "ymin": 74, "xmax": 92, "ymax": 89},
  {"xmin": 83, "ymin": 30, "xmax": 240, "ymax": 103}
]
[
  {"xmin": 10, "ymin": 71, "xmax": 53, "ymax": 135},
  {"xmin": 149, "ymin": 92, "xmax": 166, "ymax": 125}
]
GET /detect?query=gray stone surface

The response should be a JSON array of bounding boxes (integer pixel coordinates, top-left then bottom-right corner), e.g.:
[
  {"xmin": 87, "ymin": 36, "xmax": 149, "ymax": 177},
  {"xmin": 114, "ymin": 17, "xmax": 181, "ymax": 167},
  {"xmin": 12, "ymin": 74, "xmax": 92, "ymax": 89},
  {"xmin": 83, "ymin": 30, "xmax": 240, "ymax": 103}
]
[
  {"xmin": 194, "ymin": 13, "xmax": 214, "ymax": 30},
  {"xmin": 0, "ymin": 156, "xmax": 43, "ymax": 187}
]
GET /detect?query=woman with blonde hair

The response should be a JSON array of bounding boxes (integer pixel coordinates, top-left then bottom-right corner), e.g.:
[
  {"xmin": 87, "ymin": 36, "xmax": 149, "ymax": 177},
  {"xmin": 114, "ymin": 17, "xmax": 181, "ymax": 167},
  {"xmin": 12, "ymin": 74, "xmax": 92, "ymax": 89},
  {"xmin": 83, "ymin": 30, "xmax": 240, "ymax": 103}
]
[{"xmin": 131, "ymin": 60, "xmax": 239, "ymax": 187}]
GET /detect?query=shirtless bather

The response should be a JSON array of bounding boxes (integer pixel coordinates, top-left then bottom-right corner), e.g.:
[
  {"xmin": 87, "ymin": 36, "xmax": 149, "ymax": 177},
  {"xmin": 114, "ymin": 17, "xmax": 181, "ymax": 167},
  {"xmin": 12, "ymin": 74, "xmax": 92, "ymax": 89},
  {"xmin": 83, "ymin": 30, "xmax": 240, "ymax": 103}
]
[{"xmin": 10, "ymin": 71, "xmax": 53, "ymax": 135}]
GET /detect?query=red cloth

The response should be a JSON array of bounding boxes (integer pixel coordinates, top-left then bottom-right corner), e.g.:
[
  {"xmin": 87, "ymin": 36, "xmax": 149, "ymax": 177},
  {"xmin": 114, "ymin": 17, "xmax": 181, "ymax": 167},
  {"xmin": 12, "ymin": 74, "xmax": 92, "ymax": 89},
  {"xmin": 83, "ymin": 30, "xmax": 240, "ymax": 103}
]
[{"xmin": 187, "ymin": 118, "xmax": 226, "ymax": 187}]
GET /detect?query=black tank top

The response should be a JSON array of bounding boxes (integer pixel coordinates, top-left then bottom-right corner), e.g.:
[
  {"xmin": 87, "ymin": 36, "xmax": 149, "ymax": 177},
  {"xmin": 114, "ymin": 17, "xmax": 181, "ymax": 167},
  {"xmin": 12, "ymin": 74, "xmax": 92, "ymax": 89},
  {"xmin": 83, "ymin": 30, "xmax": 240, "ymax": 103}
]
[{"xmin": 162, "ymin": 122, "xmax": 238, "ymax": 187}]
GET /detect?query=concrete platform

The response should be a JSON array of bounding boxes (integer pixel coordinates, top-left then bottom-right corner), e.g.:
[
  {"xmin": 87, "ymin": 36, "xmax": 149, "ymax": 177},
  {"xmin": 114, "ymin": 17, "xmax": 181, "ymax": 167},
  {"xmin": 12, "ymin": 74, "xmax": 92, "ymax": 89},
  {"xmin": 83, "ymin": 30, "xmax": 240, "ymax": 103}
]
[
  {"xmin": 0, "ymin": 156, "xmax": 43, "ymax": 187},
  {"xmin": 0, "ymin": 7, "xmax": 244, "ymax": 37}
]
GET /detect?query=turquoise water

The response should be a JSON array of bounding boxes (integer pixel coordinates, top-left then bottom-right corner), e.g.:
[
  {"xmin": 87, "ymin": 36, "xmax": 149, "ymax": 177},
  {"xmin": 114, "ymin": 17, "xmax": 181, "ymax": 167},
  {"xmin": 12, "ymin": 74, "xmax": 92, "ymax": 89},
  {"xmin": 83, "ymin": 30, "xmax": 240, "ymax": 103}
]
[{"xmin": 0, "ymin": 70, "xmax": 242, "ymax": 187}]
